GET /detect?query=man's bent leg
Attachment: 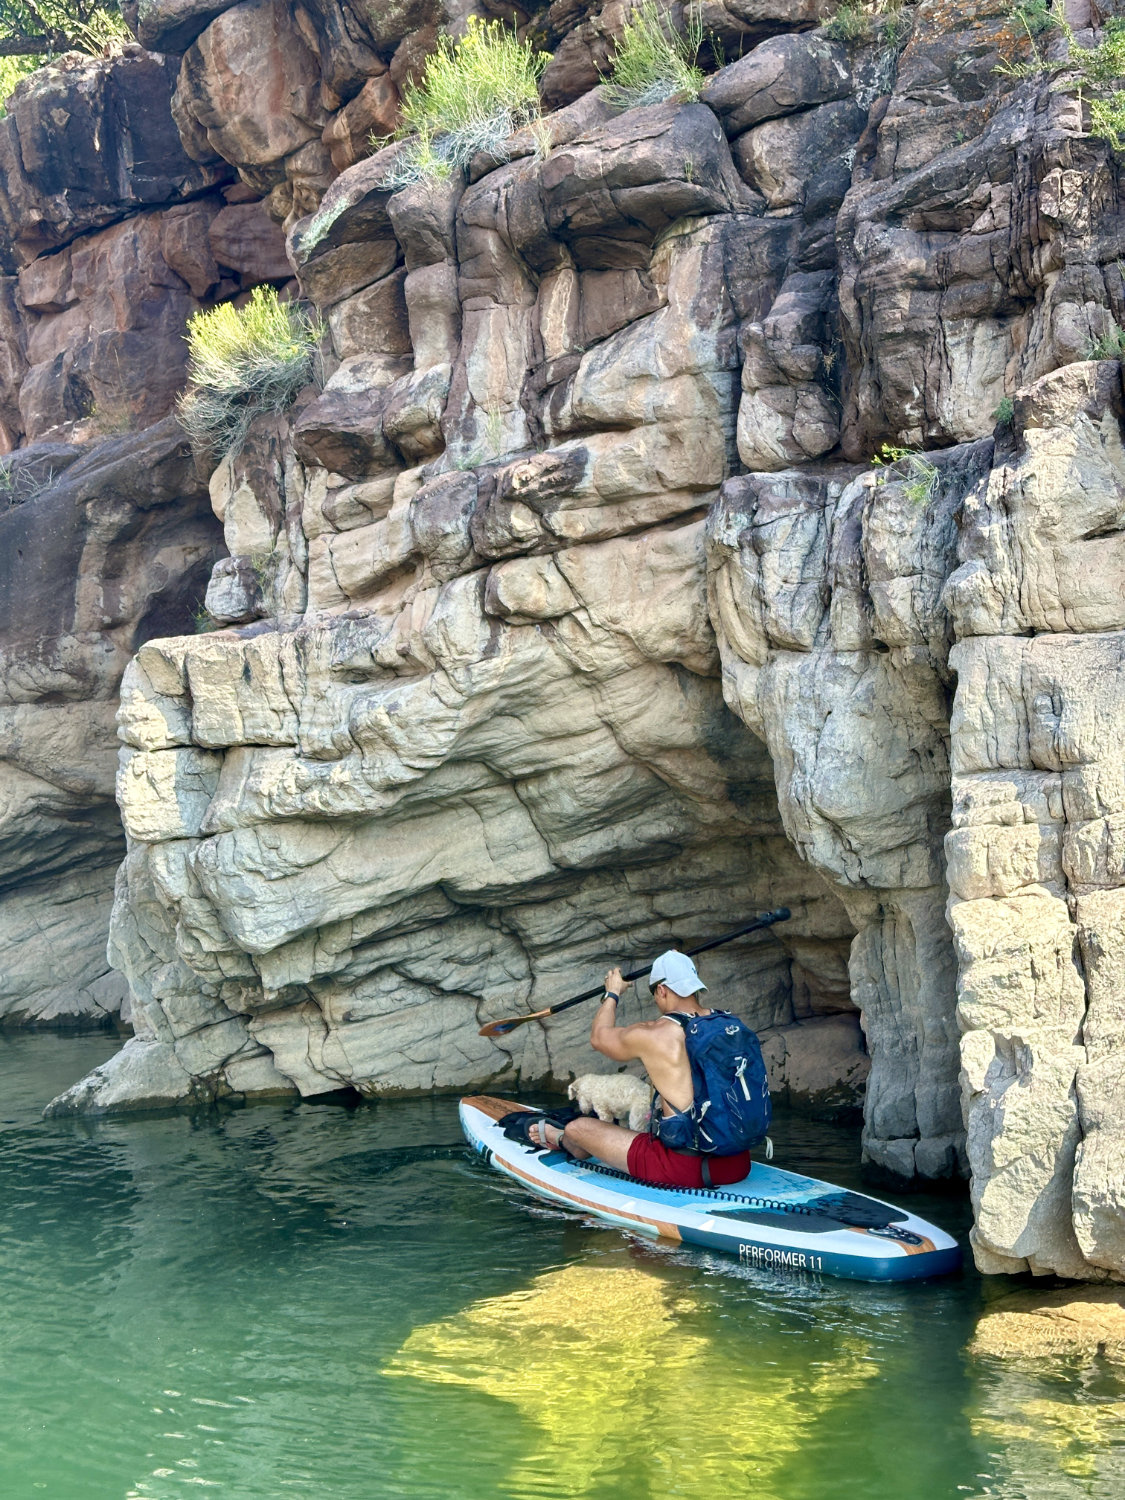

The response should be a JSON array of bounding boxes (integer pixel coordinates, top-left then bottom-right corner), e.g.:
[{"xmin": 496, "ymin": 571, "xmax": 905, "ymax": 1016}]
[{"xmin": 559, "ymin": 1116, "xmax": 638, "ymax": 1171}]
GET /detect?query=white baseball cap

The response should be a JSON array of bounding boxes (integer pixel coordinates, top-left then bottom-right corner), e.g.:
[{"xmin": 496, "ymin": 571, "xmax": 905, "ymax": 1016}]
[{"xmin": 648, "ymin": 950, "xmax": 707, "ymax": 998}]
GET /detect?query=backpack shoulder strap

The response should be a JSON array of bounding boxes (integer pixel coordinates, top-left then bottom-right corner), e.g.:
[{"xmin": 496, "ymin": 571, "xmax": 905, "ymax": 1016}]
[{"xmin": 650, "ymin": 1014, "xmax": 694, "ymax": 1143}]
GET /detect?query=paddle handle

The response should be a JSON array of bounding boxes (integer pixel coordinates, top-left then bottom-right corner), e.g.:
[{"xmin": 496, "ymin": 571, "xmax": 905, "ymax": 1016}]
[{"xmin": 540, "ymin": 908, "xmax": 791, "ymax": 1020}]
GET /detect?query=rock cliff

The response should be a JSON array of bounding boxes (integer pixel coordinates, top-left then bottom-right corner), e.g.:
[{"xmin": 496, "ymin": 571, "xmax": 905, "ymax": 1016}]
[
  {"xmin": 0, "ymin": 422, "xmax": 222, "ymax": 1026},
  {"xmin": 2, "ymin": 0, "xmax": 1124, "ymax": 1279}
]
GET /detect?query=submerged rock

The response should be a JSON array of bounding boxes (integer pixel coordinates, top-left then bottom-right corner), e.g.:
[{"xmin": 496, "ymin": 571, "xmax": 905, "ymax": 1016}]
[{"xmin": 971, "ymin": 1286, "xmax": 1125, "ymax": 1363}]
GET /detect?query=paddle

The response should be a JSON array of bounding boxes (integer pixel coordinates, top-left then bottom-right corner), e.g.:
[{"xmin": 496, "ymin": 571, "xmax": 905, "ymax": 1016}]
[{"xmin": 477, "ymin": 908, "xmax": 792, "ymax": 1038}]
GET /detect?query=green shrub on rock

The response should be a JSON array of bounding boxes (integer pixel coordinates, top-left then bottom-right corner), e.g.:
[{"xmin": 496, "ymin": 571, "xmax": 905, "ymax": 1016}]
[
  {"xmin": 871, "ymin": 443, "xmax": 939, "ymax": 506},
  {"xmin": 605, "ymin": 1, "xmax": 704, "ymax": 108},
  {"xmin": 389, "ymin": 17, "xmax": 548, "ymax": 186},
  {"xmin": 1009, "ymin": 0, "xmax": 1059, "ymax": 39},
  {"xmin": 1070, "ymin": 19, "xmax": 1125, "ymax": 150},
  {"xmin": 999, "ymin": 9, "xmax": 1125, "ymax": 151},
  {"xmin": 1086, "ymin": 322, "xmax": 1125, "ymax": 360},
  {"xmin": 824, "ymin": 0, "xmax": 912, "ymax": 50},
  {"xmin": 824, "ymin": 2, "xmax": 873, "ymax": 43},
  {"xmin": 177, "ymin": 286, "xmax": 323, "ymax": 457}
]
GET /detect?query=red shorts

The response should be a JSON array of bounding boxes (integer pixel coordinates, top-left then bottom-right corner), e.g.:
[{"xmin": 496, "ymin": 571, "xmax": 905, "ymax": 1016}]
[{"xmin": 626, "ymin": 1133, "xmax": 751, "ymax": 1189}]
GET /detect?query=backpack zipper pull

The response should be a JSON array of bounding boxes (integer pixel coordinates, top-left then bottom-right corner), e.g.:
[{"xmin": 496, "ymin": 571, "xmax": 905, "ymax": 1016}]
[{"xmin": 735, "ymin": 1057, "xmax": 751, "ymax": 1101}]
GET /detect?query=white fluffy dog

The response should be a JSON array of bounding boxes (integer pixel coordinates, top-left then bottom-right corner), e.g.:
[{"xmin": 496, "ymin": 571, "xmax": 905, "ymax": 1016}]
[{"xmin": 568, "ymin": 1072, "xmax": 651, "ymax": 1132}]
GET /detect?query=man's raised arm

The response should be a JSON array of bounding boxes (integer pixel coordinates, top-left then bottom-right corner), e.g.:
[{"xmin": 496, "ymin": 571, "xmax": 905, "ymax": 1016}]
[{"xmin": 590, "ymin": 965, "xmax": 645, "ymax": 1063}]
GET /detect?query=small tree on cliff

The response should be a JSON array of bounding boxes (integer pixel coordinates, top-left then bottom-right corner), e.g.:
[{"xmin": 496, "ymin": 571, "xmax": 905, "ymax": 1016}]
[
  {"xmin": 0, "ymin": 0, "xmax": 127, "ymax": 57},
  {"xmin": 0, "ymin": 0, "xmax": 129, "ymax": 110},
  {"xmin": 386, "ymin": 17, "xmax": 549, "ymax": 186}
]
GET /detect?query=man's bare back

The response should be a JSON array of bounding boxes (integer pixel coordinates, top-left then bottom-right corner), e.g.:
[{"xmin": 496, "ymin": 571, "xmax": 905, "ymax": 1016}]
[
  {"xmin": 529, "ymin": 959, "xmax": 713, "ymax": 1169},
  {"xmin": 592, "ymin": 967, "xmax": 709, "ymax": 1114}
]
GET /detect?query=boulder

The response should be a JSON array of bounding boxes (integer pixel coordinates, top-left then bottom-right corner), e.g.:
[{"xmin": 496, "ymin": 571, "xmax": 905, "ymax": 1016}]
[
  {"xmin": 173, "ymin": 0, "xmax": 329, "ymax": 191},
  {"xmin": 287, "ymin": 144, "xmax": 405, "ymax": 306},
  {"xmin": 759, "ymin": 1013, "xmax": 869, "ymax": 1118},
  {"xmin": 539, "ymin": 102, "xmax": 752, "ymax": 269},
  {"xmin": 732, "ymin": 97, "xmax": 866, "ymax": 212},
  {"xmin": 125, "ymin": 0, "xmax": 240, "ymax": 54},
  {"xmin": 702, "ymin": 30, "xmax": 855, "ymax": 135},
  {"xmin": 322, "ymin": 74, "xmax": 401, "ymax": 172},
  {"xmin": 295, "ymin": 0, "xmax": 388, "ymax": 105},
  {"xmin": 970, "ymin": 1286, "xmax": 1125, "ymax": 1361},
  {"xmin": 293, "ymin": 353, "xmax": 409, "ymax": 475},
  {"xmin": 0, "ymin": 441, "xmax": 81, "ymax": 501}
]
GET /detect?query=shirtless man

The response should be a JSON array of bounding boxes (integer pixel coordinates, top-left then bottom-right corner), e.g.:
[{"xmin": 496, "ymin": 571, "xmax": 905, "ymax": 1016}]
[{"xmin": 529, "ymin": 949, "xmax": 752, "ymax": 1188}]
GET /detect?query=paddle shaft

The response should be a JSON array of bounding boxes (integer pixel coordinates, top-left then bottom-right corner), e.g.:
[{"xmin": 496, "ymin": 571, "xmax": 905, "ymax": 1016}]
[
  {"xmin": 548, "ymin": 907, "xmax": 790, "ymax": 1016},
  {"xmin": 479, "ymin": 908, "xmax": 790, "ymax": 1036}
]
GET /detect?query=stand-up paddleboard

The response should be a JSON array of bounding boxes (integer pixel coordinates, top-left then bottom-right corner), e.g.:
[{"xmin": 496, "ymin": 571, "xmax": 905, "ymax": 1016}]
[{"xmin": 461, "ymin": 1097, "xmax": 962, "ymax": 1283}]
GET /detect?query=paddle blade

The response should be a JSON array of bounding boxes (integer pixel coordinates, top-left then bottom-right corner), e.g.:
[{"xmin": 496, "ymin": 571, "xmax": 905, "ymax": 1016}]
[{"xmin": 478, "ymin": 1010, "xmax": 546, "ymax": 1038}]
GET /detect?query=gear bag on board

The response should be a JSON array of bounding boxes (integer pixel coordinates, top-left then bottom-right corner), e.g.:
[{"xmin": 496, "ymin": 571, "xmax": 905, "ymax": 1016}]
[{"xmin": 654, "ymin": 1010, "xmax": 771, "ymax": 1155}]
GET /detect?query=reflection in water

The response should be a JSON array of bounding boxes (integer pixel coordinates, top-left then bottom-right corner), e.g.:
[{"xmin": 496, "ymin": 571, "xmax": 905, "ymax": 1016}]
[
  {"xmin": 971, "ymin": 1362, "xmax": 1125, "ymax": 1495},
  {"xmin": 388, "ymin": 1262, "xmax": 877, "ymax": 1498}
]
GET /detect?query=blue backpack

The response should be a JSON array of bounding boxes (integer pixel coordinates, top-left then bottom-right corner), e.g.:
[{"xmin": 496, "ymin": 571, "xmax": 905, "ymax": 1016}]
[{"xmin": 656, "ymin": 1010, "xmax": 771, "ymax": 1156}]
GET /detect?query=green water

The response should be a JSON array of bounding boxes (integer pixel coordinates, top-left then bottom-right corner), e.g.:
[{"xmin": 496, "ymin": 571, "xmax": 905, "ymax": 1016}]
[{"xmin": 2, "ymin": 1035, "xmax": 1124, "ymax": 1499}]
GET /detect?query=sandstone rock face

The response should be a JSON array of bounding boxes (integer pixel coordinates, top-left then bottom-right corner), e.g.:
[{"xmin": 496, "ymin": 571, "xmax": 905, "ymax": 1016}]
[
  {"xmin": 0, "ymin": 421, "xmax": 224, "ymax": 1026},
  {"xmin": 0, "ymin": 47, "xmax": 228, "ymax": 268},
  {"xmin": 0, "ymin": 49, "xmax": 294, "ymax": 451},
  {"xmin": 3, "ymin": 1, "xmax": 1125, "ymax": 1279},
  {"xmin": 173, "ymin": 0, "xmax": 334, "ymax": 225},
  {"xmin": 47, "ymin": 75, "xmax": 864, "ymax": 1118},
  {"xmin": 14, "ymin": 208, "xmax": 213, "ymax": 444},
  {"xmin": 835, "ymin": 0, "xmax": 1125, "ymax": 458},
  {"xmin": 945, "ymin": 362, "xmax": 1125, "ymax": 1279},
  {"xmin": 79, "ymin": 566, "xmax": 854, "ymax": 1110},
  {"xmin": 1, "ymin": 193, "xmax": 294, "ymax": 447},
  {"xmin": 707, "ymin": 444, "xmax": 991, "ymax": 1180}
]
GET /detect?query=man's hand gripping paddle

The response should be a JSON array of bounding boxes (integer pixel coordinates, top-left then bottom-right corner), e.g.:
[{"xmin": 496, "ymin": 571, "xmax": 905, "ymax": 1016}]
[{"xmin": 477, "ymin": 909, "xmax": 792, "ymax": 1038}]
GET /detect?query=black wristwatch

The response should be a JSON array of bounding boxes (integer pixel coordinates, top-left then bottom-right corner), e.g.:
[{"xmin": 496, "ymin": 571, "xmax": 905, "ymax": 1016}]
[{"xmin": 603, "ymin": 991, "xmax": 620, "ymax": 1003}]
